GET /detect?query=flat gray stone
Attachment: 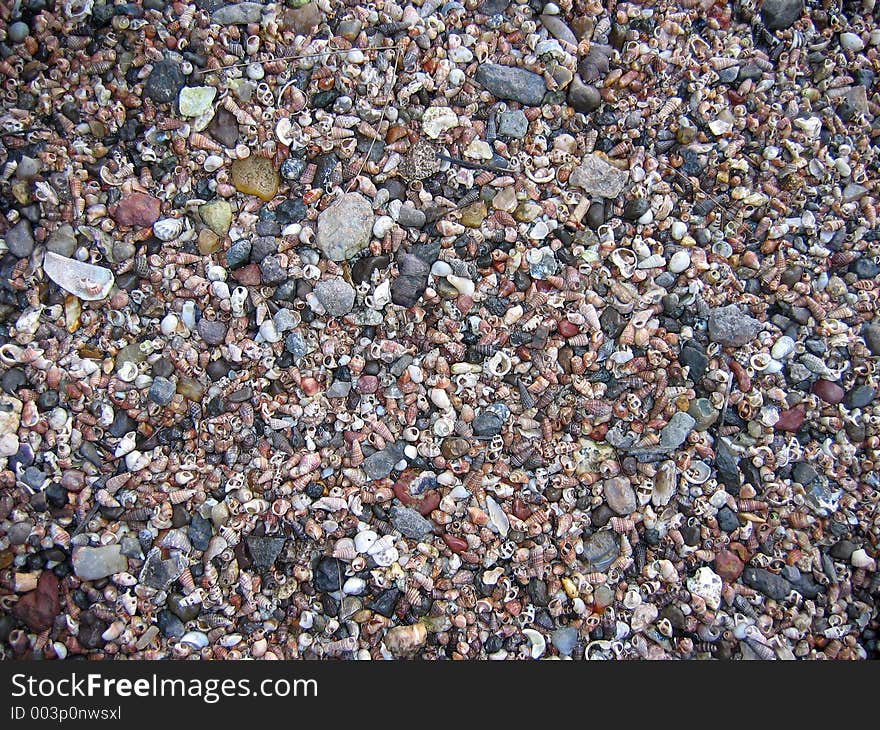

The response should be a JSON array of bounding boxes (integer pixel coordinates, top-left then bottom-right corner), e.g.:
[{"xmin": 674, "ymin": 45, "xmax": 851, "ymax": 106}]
[
  {"xmin": 211, "ymin": 2, "xmax": 263, "ymax": 24},
  {"xmin": 475, "ymin": 63, "xmax": 547, "ymax": 106},
  {"xmin": 497, "ymin": 110, "xmax": 529, "ymax": 139},
  {"xmin": 659, "ymin": 411, "xmax": 696, "ymax": 450},
  {"xmin": 570, "ymin": 154, "xmax": 629, "ymax": 199},
  {"xmin": 389, "ymin": 505, "xmax": 434, "ymax": 540},
  {"xmin": 317, "ymin": 192, "xmax": 374, "ymax": 262},
  {"xmin": 708, "ymin": 305, "xmax": 761, "ymax": 347},
  {"xmin": 72, "ymin": 545, "xmax": 128, "ymax": 580},
  {"xmin": 313, "ymin": 278, "xmax": 356, "ymax": 317}
]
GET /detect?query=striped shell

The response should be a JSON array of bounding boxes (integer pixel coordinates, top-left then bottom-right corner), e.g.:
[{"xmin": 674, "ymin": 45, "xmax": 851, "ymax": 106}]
[{"xmin": 153, "ymin": 217, "xmax": 184, "ymax": 241}]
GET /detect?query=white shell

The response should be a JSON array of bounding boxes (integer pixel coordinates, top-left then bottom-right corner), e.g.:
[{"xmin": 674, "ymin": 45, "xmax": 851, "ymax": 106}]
[
  {"xmin": 486, "ymin": 495, "xmax": 509, "ymax": 538},
  {"xmin": 354, "ymin": 530, "xmax": 378, "ymax": 553},
  {"xmin": 180, "ymin": 631, "xmax": 210, "ymax": 649},
  {"xmin": 522, "ymin": 628, "xmax": 547, "ymax": 659},
  {"xmin": 204, "ymin": 155, "xmax": 224, "ymax": 172},
  {"xmin": 421, "ymin": 106, "xmax": 458, "ymax": 138},
  {"xmin": 153, "ymin": 217, "xmax": 184, "ymax": 241},
  {"xmin": 687, "ymin": 567, "xmax": 722, "ymax": 610},
  {"xmin": 682, "ymin": 460, "xmax": 712, "ymax": 485},
  {"xmin": 771, "ymin": 336, "xmax": 796, "ymax": 360},
  {"xmin": 275, "ymin": 117, "xmax": 295, "ymax": 146},
  {"xmin": 43, "ymin": 252, "xmax": 114, "ymax": 301},
  {"xmin": 486, "ymin": 350, "xmax": 512, "ymax": 378}
]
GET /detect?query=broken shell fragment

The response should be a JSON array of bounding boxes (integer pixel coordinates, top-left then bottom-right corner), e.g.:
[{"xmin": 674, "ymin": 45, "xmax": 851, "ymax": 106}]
[{"xmin": 43, "ymin": 252, "xmax": 114, "ymax": 301}]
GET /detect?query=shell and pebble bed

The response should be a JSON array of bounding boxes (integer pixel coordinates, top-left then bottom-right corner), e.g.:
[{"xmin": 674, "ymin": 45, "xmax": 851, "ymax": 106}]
[{"xmin": 0, "ymin": 0, "xmax": 879, "ymax": 660}]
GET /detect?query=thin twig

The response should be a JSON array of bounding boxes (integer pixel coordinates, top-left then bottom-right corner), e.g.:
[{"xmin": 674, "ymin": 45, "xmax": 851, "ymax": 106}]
[{"xmin": 197, "ymin": 45, "xmax": 398, "ymax": 74}]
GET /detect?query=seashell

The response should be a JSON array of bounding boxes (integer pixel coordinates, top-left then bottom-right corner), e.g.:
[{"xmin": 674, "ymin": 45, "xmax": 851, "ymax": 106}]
[
  {"xmin": 682, "ymin": 460, "xmax": 711, "ymax": 485},
  {"xmin": 522, "ymin": 628, "xmax": 547, "ymax": 659},
  {"xmin": 180, "ymin": 631, "xmax": 210, "ymax": 649},
  {"xmin": 332, "ymin": 538, "xmax": 357, "ymax": 560},
  {"xmin": 43, "ymin": 252, "xmax": 114, "ymax": 301},
  {"xmin": 153, "ymin": 217, "xmax": 184, "ymax": 241},
  {"xmin": 485, "ymin": 495, "xmax": 510, "ymax": 538}
]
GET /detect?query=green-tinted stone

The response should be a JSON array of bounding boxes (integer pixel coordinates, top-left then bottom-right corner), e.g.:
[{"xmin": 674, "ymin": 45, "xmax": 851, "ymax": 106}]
[
  {"xmin": 116, "ymin": 342, "xmax": 146, "ymax": 366},
  {"xmin": 514, "ymin": 201, "xmax": 542, "ymax": 223},
  {"xmin": 435, "ymin": 278, "xmax": 460, "ymax": 299},
  {"xmin": 178, "ymin": 86, "xmax": 216, "ymax": 117},
  {"xmin": 197, "ymin": 228, "xmax": 222, "ymax": 255},
  {"xmin": 199, "ymin": 200, "xmax": 233, "ymax": 236},
  {"xmin": 176, "ymin": 376, "xmax": 206, "ymax": 402},
  {"xmin": 230, "ymin": 156, "xmax": 279, "ymax": 201},
  {"xmin": 460, "ymin": 201, "xmax": 487, "ymax": 228}
]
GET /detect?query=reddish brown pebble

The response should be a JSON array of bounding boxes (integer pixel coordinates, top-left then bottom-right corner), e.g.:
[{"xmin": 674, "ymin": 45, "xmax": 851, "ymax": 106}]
[
  {"xmin": 442, "ymin": 534, "xmax": 468, "ymax": 553},
  {"xmin": 12, "ymin": 571, "xmax": 60, "ymax": 632},
  {"xmin": 513, "ymin": 497, "xmax": 531, "ymax": 521},
  {"xmin": 357, "ymin": 375, "xmax": 379, "ymax": 394},
  {"xmin": 775, "ymin": 406, "xmax": 806, "ymax": 432},
  {"xmin": 230, "ymin": 263, "xmax": 262, "ymax": 286},
  {"xmin": 111, "ymin": 192, "xmax": 161, "ymax": 227},
  {"xmin": 558, "ymin": 319, "xmax": 579, "ymax": 338},
  {"xmin": 714, "ymin": 549, "xmax": 745, "ymax": 581},
  {"xmin": 417, "ymin": 491, "xmax": 441, "ymax": 516},
  {"xmin": 812, "ymin": 379, "xmax": 845, "ymax": 404}
]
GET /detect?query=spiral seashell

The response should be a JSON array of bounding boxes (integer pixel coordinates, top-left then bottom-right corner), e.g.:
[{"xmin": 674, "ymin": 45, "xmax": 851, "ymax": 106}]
[{"xmin": 152, "ymin": 217, "xmax": 184, "ymax": 242}]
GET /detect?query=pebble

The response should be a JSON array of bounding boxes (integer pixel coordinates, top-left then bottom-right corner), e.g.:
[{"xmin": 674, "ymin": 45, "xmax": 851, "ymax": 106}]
[
  {"xmin": 178, "ymin": 86, "xmax": 216, "ymax": 117},
  {"xmin": 212, "ymin": 2, "xmax": 263, "ymax": 24},
  {"xmin": 197, "ymin": 319, "xmax": 227, "ymax": 345},
  {"xmin": 743, "ymin": 567, "xmax": 792, "ymax": 601},
  {"xmin": 8, "ymin": 21, "xmax": 29, "ymax": 43},
  {"xmin": 569, "ymin": 154, "xmax": 629, "ymax": 198},
  {"xmin": 708, "ymin": 305, "xmax": 762, "ymax": 347},
  {"xmin": 497, "ymin": 110, "xmax": 529, "ymax": 139},
  {"xmin": 72, "ymin": 545, "xmax": 128, "ymax": 580},
  {"xmin": 314, "ymin": 278, "xmax": 355, "ymax": 317},
  {"xmin": 12, "ymin": 571, "xmax": 60, "ymax": 632},
  {"xmin": 230, "ymin": 156, "xmax": 279, "ymax": 201},
  {"xmin": 144, "ymin": 60, "xmax": 186, "ymax": 104},
  {"xmin": 112, "ymin": 192, "xmax": 162, "ymax": 227},
  {"xmin": 582, "ymin": 530, "xmax": 620, "ymax": 572},
  {"xmin": 4, "ymin": 220, "xmax": 34, "ymax": 257},
  {"xmin": 845, "ymin": 385, "xmax": 875, "ymax": 409},
  {"xmin": 316, "ymin": 192, "xmax": 374, "ymax": 261},
  {"xmin": 245, "ymin": 536, "xmax": 286, "ymax": 569},
  {"xmin": 389, "ymin": 505, "xmax": 435, "ymax": 540},
  {"xmin": 474, "ymin": 63, "xmax": 547, "ymax": 106},
  {"xmin": 139, "ymin": 548, "xmax": 187, "ymax": 590},
  {"xmin": 659, "ymin": 411, "xmax": 696, "ymax": 450},
  {"xmin": 199, "ymin": 200, "xmax": 233, "ymax": 236},
  {"xmin": 314, "ymin": 557, "xmax": 345, "ymax": 593},
  {"xmin": 668, "ymin": 250, "xmax": 690, "ymax": 274},
  {"xmin": 567, "ymin": 76, "xmax": 601, "ymax": 114},
  {"xmin": 148, "ymin": 376, "xmax": 176, "ymax": 406},
  {"xmin": 46, "ymin": 225, "xmax": 76, "ymax": 257},
  {"xmin": 603, "ymin": 476, "xmax": 636, "ymax": 515}
]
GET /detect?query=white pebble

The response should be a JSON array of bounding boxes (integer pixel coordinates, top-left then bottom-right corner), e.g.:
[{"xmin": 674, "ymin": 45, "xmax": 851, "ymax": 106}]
[
  {"xmin": 211, "ymin": 280, "xmax": 230, "ymax": 300},
  {"xmin": 373, "ymin": 215, "xmax": 394, "ymax": 238},
  {"xmin": 771, "ymin": 335, "xmax": 796, "ymax": 360},
  {"xmin": 670, "ymin": 221, "xmax": 687, "ymax": 240},
  {"xmin": 206, "ymin": 265, "xmax": 227, "ymax": 281},
  {"xmin": 430, "ymin": 387, "xmax": 451, "ymax": 410},
  {"xmin": 343, "ymin": 577, "xmax": 367, "ymax": 595},
  {"xmin": 431, "ymin": 260, "xmax": 452, "ymax": 277},
  {"xmin": 446, "ymin": 274, "xmax": 475, "ymax": 297},
  {"xmin": 668, "ymin": 250, "xmax": 691, "ymax": 274},
  {"xmin": 160, "ymin": 313, "xmax": 179, "ymax": 336}
]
